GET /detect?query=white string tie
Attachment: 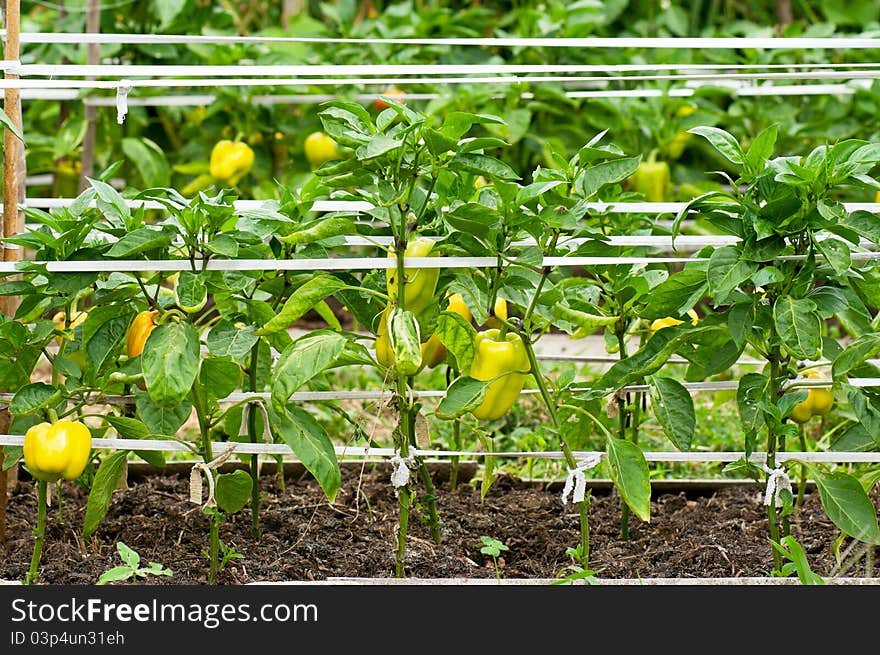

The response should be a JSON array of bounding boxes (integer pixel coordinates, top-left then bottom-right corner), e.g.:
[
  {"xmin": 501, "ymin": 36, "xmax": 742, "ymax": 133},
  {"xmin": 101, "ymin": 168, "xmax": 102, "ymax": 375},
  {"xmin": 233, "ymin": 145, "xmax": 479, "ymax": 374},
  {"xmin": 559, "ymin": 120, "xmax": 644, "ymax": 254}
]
[
  {"xmin": 561, "ymin": 454, "xmax": 602, "ymax": 505},
  {"xmin": 762, "ymin": 464, "xmax": 792, "ymax": 508},
  {"xmin": 116, "ymin": 80, "xmax": 133, "ymax": 124},
  {"xmin": 189, "ymin": 443, "xmax": 236, "ymax": 508},
  {"xmin": 389, "ymin": 449, "xmax": 416, "ymax": 496}
]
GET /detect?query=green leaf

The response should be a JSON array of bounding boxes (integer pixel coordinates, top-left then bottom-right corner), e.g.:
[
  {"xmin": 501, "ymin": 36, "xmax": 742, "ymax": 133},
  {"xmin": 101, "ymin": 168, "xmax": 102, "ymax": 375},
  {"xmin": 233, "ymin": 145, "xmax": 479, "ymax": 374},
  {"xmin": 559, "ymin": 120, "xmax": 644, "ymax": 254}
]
[
  {"xmin": 106, "ymin": 415, "xmax": 164, "ymax": 468},
  {"xmin": 707, "ymin": 246, "xmax": 757, "ymax": 301},
  {"xmin": 605, "ymin": 437, "xmax": 651, "ymax": 522},
  {"xmin": 842, "ymin": 210, "xmax": 880, "ymax": 245},
  {"xmin": 279, "ymin": 216, "xmax": 356, "ymax": 246},
  {"xmin": 2, "ymin": 446, "xmax": 22, "ymax": 471},
  {"xmin": 142, "ymin": 321, "xmax": 201, "ymax": 408},
  {"xmin": 0, "ymin": 107, "xmax": 24, "ymax": 141},
  {"xmin": 200, "ymin": 358, "xmax": 241, "ymax": 402},
  {"xmin": 737, "ymin": 373, "xmax": 767, "ymax": 439},
  {"xmin": 154, "ymin": 0, "xmax": 187, "ymax": 28},
  {"xmin": 122, "ymin": 137, "xmax": 170, "ymax": 188},
  {"xmin": 770, "ymin": 536, "xmax": 824, "ymax": 585},
  {"xmin": 268, "ymin": 403, "xmax": 340, "ymax": 502},
  {"xmin": 83, "ymin": 305, "xmax": 136, "ymax": 374},
  {"xmin": 436, "ymin": 376, "xmax": 489, "ymax": 419},
  {"xmin": 271, "ymin": 331, "xmax": 347, "ymax": 410},
  {"xmin": 773, "ymin": 296, "xmax": 821, "ymax": 360},
  {"xmin": 82, "ymin": 451, "xmax": 128, "ymax": 540},
  {"xmin": 649, "ymin": 377, "xmax": 695, "ymax": 451},
  {"xmin": 640, "ymin": 269, "xmax": 708, "ymax": 320},
  {"xmin": 105, "ymin": 227, "xmax": 174, "ymax": 258},
  {"xmin": 117, "ymin": 542, "xmax": 140, "ymax": 568},
  {"xmin": 97, "ymin": 566, "xmax": 135, "ymax": 585},
  {"xmin": 207, "ymin": 320, "xmax": 260, "ymax": 364},
  {"xmin": 444, "ymin": 203, "xmax": 502, "ymax": 239},
  {"xmin": 451, "ymin": 153, "xmax": 520, "ymax": 181},
  {"xmin": 257, "ymin": 275, "xmax": 347, "ymax": 336},
  {"xmin": 811, "ymin": 469, "xmax": 880, "ymax": 544},
  {"xmin": 215, "ymin": 470, "xmax": 252, "ymax": 514},
  {"xmin": 832, "ymin": 333, "xmax": 880, "ymax": 378},
  {"xmin": 175, "ymin": 271, "xmax": 207, "ymax": 313},
  {"xmin": 10, "ymin": 382, "xmax": 58, "ymax": 415},
  {"xmin": 576, "ymin": 156, "xmax": 641, "ymax": 198},
  {"xmin": 435, "ymin": 311, "xmax": 477, "ymax": 371},
  {"xmin": 745, "ymin": 124, "xmax": 777, "ymax": 172},
  {"xmin": 815, "ymin": 237, "xmax": 851, "ymax": 276},
  {"xmin": 134, "ymin": 388, "xmax": 191, "ymax": 436},
  {"xmin": 689, "ymin": 126, "xmax": 744, "ymax": 165},
  {"xmin": 357, "ymin": 134, "xmax": 402, "ymax": 161}
]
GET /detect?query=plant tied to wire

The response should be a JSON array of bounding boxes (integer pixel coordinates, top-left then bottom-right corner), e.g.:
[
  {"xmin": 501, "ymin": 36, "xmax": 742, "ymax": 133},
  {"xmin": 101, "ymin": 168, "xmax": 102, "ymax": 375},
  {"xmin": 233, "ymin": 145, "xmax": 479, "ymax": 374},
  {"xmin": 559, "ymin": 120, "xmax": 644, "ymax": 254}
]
[{"xmin": 677, "ymin": 125, "xmax": 880, "ymax": 571}]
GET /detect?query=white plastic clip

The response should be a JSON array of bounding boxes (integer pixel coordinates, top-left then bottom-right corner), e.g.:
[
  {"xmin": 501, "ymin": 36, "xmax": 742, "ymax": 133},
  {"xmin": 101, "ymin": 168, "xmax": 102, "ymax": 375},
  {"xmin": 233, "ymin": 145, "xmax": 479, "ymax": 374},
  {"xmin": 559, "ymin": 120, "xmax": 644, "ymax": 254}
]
[
  {"xmin": 116, "ymin": 80, "xmax": 133, "ymax": 124},
  {"xmin": 561, "ymin": 454, "xmax": 602, "ymax": 505},
  {"xmin": 762, "ymin": 464, "xmax": 792, "ymax": 508},
  {"xmin": 389, "ymin": 449, "xmax": 416, "ymax": 496}
]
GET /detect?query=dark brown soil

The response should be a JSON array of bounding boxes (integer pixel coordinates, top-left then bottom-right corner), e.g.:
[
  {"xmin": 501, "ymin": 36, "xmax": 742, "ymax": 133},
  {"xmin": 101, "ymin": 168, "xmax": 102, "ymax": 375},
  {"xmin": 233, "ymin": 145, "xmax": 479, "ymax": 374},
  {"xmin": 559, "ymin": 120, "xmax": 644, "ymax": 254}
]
[{"xmin": 2, "ymin": 464, "xmax": 877, "ymax": 584}]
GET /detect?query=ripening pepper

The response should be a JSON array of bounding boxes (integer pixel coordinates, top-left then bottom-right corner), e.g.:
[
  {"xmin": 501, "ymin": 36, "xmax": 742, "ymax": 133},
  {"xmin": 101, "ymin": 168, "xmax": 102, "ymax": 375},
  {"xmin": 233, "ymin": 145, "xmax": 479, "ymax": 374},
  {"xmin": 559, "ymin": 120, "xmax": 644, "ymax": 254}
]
[
  {"xmin": 52, "ymin": 309, "xmax": 88, "ymax": 346},
  {"xmin": 469, "ymin": 329, "xmax": 530, "ymax": 421},
  {"xmin": 662, "ymin": 105, "xmax": 697, "ymax": 160},
  {"xmin": 23, "ymin": 420, "xmax": 92, "ymax": 483},
  {"xmin": 127, "ymin": 310, "xmax": 159, "ymax": 358},
  {"xmin": 649, "ymin": 309, "xmax": 699, "ymax": 334},
  {"xmin": 209, "ymin": 140, "xmax": 254, "ymax": 186},
  {"xmin": 485, "ymin": 297, "xmax": 508, "ymax": 329},
  {"xmin": 304, "ymin": 131, "xmax": 340, "ymax": 169},
  {"xmin": 630, "ymin": 160, "xmax": 671, "ymax": 202},
  {"xmin": 789, "ymin": 368, "xmax": 834, "ymax": 423},
  {"xmin": 386, "ymin": 237, "xmax": 440, "ymax": 315}
]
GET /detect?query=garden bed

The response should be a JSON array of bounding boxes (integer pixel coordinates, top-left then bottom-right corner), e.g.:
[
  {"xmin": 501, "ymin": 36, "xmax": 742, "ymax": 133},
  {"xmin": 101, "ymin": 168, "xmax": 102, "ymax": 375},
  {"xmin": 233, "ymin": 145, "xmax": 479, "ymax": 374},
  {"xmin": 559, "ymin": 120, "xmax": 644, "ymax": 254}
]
[{"xmin": 2, "ymin": 463, "xmax": 877, "ymax": 585}]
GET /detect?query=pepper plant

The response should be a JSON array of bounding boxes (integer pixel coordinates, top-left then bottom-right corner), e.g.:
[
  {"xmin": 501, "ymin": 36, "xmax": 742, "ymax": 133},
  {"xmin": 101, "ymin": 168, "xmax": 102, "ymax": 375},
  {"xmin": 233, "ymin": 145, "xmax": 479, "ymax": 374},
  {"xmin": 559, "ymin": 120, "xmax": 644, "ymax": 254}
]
[{"xmin": 678, "ymin": 125, "xmax": 880, "ymax": 572}]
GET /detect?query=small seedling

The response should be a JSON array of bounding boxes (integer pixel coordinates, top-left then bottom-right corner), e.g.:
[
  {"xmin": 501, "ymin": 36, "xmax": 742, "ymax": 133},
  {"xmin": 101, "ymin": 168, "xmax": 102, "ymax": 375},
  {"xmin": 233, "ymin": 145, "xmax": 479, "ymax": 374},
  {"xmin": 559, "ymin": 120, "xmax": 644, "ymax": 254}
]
[
  {"xmin": 97, "ymin": 542, "xmax": 173, "ymax": 585},
  {"xmin": 219, "ymin": 539, "xmax": 245, "ymax": 571},
  {"xmin": 478, "ymin": 536, "xmax": 509, "ymax": 582},
  {"xmin": 770, "ymin": 535, "xmax": 824, "ymax": 585}
]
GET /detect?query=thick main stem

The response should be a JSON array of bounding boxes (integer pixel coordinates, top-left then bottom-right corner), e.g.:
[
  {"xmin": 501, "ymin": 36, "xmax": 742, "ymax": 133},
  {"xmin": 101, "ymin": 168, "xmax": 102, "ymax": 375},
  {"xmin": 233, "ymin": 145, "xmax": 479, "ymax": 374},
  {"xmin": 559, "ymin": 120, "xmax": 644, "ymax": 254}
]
[
  {"xmin": 522, "ymin": 338, "xmax": 590, "ymax": 567},
  {"xmin": 247, "ymin": 343, "xmax": 261, "ymax": 540},
  {"xmin": 615, "ymin": 329, "xmax": 631, "ymax": 540},
  {"xmin": 767, "ymin": 354, "xmax": 782, "ymax": 574},
  {"xmin": 192, "ymin": 382, "xmax": 220, "ymax": 585},
  {"xmin": 395, "ymin": 375, "xmax": 411, "ymax": 578},
  {"xmin": 449, "ymin": 420, "xmax": 461, "ymax": 491},
  {"xmin": 796, "ymin": 429, "xmax": 808, "ymax": 508},
  {"xmin": 25, "ymin": 480, "xmax": 48, "ymax": 585}
]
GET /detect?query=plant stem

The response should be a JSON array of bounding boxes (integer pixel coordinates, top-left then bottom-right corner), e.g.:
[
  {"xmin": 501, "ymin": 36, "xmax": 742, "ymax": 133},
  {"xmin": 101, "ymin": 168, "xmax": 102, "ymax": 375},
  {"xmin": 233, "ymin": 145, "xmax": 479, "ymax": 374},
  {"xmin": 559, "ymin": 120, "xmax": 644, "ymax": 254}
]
[
  {"xmin": 615, "ymin": 328, "xmax": 631, "ymax": 541},
  {"xmin": 449, "ymin": 419, "xmax": 461, "ymax": 491},
  {"xmin": 767, "ymin": 354, "xmax": 782, "ymax": 574},
  {"xmin": 418, "ymin": 462, "xmax": 441, "ymax": 543},
  {"xmin": 191, "ymin": 381, "xmax": 220, "ymax": 585},
  {"xmin": 796, "ymin": 428, "xmax": 808, "ymax": 508},
  {"xmin": 393, "ymin": 237, "xmax": 411, "ymax": 579},
  {"xmin": 25, "ymin": 480, "xmax": 48, "ymax": 585},
  {"xmin": 247, "ymin": 342, "xmax": 261, "ymax": 540},
  {"xmin": 521, "ymin": 337, "xmax": 590, "ymax": 567}
]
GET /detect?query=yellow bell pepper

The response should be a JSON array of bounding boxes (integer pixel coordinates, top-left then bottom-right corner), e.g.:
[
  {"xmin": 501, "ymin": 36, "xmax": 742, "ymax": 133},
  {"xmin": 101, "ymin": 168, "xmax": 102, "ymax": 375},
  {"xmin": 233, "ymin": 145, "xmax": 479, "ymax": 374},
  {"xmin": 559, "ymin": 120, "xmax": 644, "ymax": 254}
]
[
  {"xmin": 304, "ymin": 131, "xmax": 340, "ymax": 169},
  {"xmin": 789, "ymin": 368, "xmax": 834, "ymax": 423},
  {"xmin": 127, "ymin": 310, "xmax": 159, "ymax": 358},
  {"xmin": 662, "ymin": 105, "xmax": 697, "ymax": 160},
  {"xmin": 209, "ymin": 140, "xmax": 254, "ymax": 186},
  {"xmin": 630, "ymin": 160, "xmax": 671, "ymax": 202},
  {"xmin": 23, "ymin": 420, "xmax": 92, "ymax": 483},
  {"xmin": 485, "ymin": 297, "xmax": 508, "ymax": 329},
  {"xmin": 386, "ymin": 237, "xmax": 440, "ymax": 315},
  {"xmin": 469, "ymin": 329, "xmax": 530, "ymax": 421},
  {"xmin": 52, "ymin": 309, "xmax": 87, "ymax": 346}
]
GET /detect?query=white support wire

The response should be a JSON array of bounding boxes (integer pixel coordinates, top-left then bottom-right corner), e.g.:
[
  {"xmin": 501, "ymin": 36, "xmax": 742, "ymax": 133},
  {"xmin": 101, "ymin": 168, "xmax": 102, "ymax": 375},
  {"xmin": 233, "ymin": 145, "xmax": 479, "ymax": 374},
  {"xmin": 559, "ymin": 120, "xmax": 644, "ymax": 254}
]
[
  {"xmin": 0, "ymin": 378, "xmax": 874, "ymax": 409},
  {"xmin": 6, "ymin": 33, "xmax": 880, "ymax": 49},
  {"xmin": 0, "ymin": 434, "xmax": 876, "ymax": 465},
  {"xmin": 15, "ymin": 197, "xmax": 880, "ymax": 217}
]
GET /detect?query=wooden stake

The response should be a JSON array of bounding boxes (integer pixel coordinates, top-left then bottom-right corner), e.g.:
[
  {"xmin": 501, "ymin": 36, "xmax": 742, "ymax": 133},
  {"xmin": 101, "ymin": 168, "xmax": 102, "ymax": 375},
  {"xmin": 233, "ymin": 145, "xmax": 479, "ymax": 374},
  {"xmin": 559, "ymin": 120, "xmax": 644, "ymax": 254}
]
[
  {"xmin": 1, "ymin": 0, "xmax": 23, "ymax": 544},
  {"xmin": 79, "ymin": 0, "xmax": 100, "ymax": 189}
]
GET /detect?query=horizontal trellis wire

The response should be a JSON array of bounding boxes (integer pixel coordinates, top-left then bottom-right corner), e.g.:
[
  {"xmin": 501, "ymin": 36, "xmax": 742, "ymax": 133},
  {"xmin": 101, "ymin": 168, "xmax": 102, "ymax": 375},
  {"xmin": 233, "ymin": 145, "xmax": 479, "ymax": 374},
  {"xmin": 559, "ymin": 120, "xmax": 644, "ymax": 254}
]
[{"xmin": 0, "ymin": 434, "xmax": 876, "ymax": 465}]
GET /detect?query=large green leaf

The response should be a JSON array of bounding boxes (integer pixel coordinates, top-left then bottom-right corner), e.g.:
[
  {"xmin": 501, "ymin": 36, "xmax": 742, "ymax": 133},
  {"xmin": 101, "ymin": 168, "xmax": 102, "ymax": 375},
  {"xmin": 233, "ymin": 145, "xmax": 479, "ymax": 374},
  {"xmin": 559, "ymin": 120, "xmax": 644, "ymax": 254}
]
[
  {"xmin": 10, "ymin": 382, "xmax": 58, "ymax": 415},
  {"xmin": 707, "ymin": 246, "xmax": 756, "ymax": 301},
  {"xmin": 271, "ymin": 331, "xmax": 347, "ymax": 410},
  {"xmin": 737, "ymin": 373, "xmax": 767, "ymax": 440},
  {"xmin": 773, "ymin": 296, "xmax": 821, "ymax": 360},
  {"xmin": 82, "ymin": 305, "xmax": 136, "ymax": 374},
  {"xmin": 106, "ymin": 415, "xmax": 164, "ymax": 467},
  {"xmin": 576, "ymin": 156, "xmax": 641, "ymax": 198},
  {"xmin": 215, "ymin": 470, "xmax": 252, "ymax": 514},
  {"xmin": 105, "ymin": 227, "xmax": 174, "ymax": 258},
  {"xmin": 832, "ymin": 333, "xmax": 880, "ymax": 378},
  {"xmin": 134, "ymin": 388, "xmax": 191, "ymax": 436},
  {"xmin": 82, "ymin": 451, "xmax": 128, "ymax": 540},
  {"xmin": 435, "ymin": 311, "xmax": 477, "ymax": 372},
  {"xmin": 436, "ymin": 377, "xmax": 489, "ymax": 418},
  {"xmin": 649, "ymin": 377, "xmax": 694, "ymax": 451},
  {"xmin": 141, "ymin": 321, "xmax": 201, "ymax": 408},
  {"xmin": 206, "ymin": 320, "xmax": 260, "ymax": 364},
  {"xmin": 450, "ymin": 153, "xmax": 520, "ymax": 181},
  {"xmin": 605, "ymin": 437, "xmax": 651, "ymax": 522},
  {"xmin": 640, "ymin": 269, "xmax": 708, "ymax": 320},
  {"xmin": 268, "ymin": 403, "xmax": 340, "ymax": 502},
  {"xmin": 258, "ymin": 275, "xmax": 347, "ymax": 336},
  {"xmin": 811, "ymin": 469, "xmax": 880, "ymax": 544},
  {"xmin": 121, "ymin": 137, "xmax": 170, "ymax": 188}
]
